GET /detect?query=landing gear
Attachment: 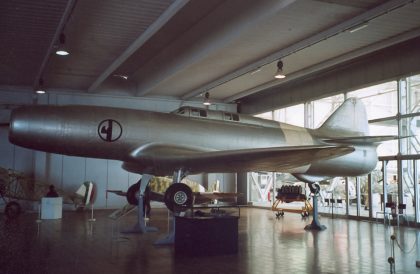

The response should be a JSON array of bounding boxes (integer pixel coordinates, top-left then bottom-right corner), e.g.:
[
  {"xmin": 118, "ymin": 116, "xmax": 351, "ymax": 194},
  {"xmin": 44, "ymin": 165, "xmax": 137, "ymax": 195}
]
[
  {"xmin": 124, "ymin": 174, "xmax": 157, "ymax": 234},
  {"xmin": 304, "ymin": 182, "xmax": 326, "ymax": 231},
  {"xmin": 163, "ymin": 183, "xmax": 193, "ymax": 212},
  {"xmin": 127, "ymin": 183, "xmax": 140, "ymax": 205},
  {"xmin": 155, "ymin": 169, "xmax": 189, "ymax": 245}
]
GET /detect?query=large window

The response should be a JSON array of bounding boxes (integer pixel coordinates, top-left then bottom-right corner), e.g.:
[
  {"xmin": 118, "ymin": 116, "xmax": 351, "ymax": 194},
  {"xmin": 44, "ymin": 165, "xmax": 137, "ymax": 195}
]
[
  {"xmin": 248, "ymin": 74, "xmax": 420, "ymax": 225},
  {"xmin": 273, "ymin": 104, "xmax": 304, "ymax": 126},
  {"xmin": 348, "ymin": 82, "xmax": 399, "ymax": 157},
  {"xmin": 312, "ymin": 94, "xmax": 345, "ymax": 128},
  {"xmin": 347, "ymin": 81, "xmax": 398, "ymax": 120}
]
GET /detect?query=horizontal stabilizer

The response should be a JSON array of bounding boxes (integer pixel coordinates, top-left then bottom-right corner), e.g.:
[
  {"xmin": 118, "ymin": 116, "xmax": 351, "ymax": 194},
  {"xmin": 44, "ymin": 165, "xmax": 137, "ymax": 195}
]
[{"xmin": 322, "ymin": 135, "xmax": 398, "ymax": 144}]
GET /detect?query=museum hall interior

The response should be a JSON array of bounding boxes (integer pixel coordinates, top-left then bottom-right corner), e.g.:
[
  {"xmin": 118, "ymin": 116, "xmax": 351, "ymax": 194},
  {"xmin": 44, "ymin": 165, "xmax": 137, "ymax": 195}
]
[{"xmin": 1, "ymin": 1, "xmax": 420, "ymax": 273}]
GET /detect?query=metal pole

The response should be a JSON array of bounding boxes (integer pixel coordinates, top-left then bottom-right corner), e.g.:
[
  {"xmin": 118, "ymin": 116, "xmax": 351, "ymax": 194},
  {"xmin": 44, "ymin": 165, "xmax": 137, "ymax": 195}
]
[
  {"xmin": 356, "ymin": 177, "xmax": 361, "ymax": 216},
  {"xmin": 345, "ymin": 177, "xmax": 349, "ymax": 215},
  {"xmin": 414, "ymin": 159, "xmax": 419, "ymax": 223},
  {"xmin": 368, "ymin": 174, "xmax": 373, "ymax": 218},
  {"xmin": 384, "ymin": 160, "xmax": 388, "ymax": 206}
]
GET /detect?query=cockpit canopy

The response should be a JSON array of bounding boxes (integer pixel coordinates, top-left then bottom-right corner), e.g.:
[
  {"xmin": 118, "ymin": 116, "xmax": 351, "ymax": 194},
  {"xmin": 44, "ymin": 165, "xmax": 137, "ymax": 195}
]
[{"xmin": 173, "ymin": 106, "xmax": 279, "ymax": 128}]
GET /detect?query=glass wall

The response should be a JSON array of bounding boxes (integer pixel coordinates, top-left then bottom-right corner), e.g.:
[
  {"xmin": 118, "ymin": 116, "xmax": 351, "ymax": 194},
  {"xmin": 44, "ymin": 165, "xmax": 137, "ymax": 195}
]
[
  {"xmin": 273, "ymin": 104, "xmax": 305, "ymax": 127},
  {"xmin": 248, "ymin": 73, "xmax": 420, "ymax": 225},
  {"xmin": 312, "ymin": 95, "xmax": 345, "ymax": 128}
]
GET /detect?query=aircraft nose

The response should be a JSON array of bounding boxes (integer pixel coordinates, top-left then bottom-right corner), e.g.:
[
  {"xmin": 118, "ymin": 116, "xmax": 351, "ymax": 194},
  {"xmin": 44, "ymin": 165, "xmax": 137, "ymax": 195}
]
[
  {"xmin": 9, "ymin": 106, "xmax": 60, "ymax": 150},
  {"xmin": 10, "ymin": 106, "xmax": 37, "ymax": 146}
]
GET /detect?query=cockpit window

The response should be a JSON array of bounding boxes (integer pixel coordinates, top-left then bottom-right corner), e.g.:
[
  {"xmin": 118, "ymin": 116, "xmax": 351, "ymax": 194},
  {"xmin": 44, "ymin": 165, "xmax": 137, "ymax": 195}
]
[
  {"xmin": 224, "ymin": 113, "xmax": 239, "ymax": 122},
  {"xmin": 191, "ymin": 108, "xmax": 207, "ymax": 118},
  {"xmin": 200, "ymin": 110, "xmax": 207, "ymax": 117}
]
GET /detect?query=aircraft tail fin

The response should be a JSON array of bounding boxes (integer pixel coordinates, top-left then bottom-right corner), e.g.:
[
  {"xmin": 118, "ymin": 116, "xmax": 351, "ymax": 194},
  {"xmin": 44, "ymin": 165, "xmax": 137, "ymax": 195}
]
[{"xmin": 317, "ymin": 97, "xmax": 369, "ymax": 137}]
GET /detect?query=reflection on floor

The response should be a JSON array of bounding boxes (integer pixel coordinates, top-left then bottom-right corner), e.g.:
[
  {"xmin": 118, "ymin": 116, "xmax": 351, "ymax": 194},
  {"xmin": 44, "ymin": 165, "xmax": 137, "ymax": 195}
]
[{"xmin": 1, "ymin": 207, "xmax": 419, "ymax": 274}]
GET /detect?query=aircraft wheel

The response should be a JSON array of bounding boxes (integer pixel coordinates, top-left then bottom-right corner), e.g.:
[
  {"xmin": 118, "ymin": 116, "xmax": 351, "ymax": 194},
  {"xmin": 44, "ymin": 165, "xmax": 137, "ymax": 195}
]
[
  {"xmin": 126, "ymin": 183, "xmax": 140, "ymax": 205},
  {"xmin": 5, "ymin": 201, "xmax": 21, "ymax": 219},
  {"xmin": 275, "ymin": 212, "xmax": 281, "ymax": 218},
  {"xmin": 164, "ymin": 183, "xmax": 193, "ymax": 212}
]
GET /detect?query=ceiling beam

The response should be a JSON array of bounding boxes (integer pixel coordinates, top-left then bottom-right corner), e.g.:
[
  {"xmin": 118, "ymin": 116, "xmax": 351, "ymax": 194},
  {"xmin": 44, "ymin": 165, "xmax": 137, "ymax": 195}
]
[
  {"xmin": 87, "ymin": 0, "xmax": 189, "ymax": 92},
  {"xmin": 224, "ymin": 27, "xmax": 420, "ymax": 103},
  {"xmin": 34, "ymin": 0, "xmax": 77, "ymax": 90},
  {"xmin": 181, "ymin": 0, "xmax": 414, "ymax": 101},
  {"xmin": 135, "ymin": 0, "xmax": 297, "ymax": 97}
]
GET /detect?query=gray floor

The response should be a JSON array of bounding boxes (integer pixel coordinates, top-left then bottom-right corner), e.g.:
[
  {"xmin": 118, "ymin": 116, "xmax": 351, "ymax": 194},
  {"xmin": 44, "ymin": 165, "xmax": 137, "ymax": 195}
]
[{"xmin": 1, "ymin": 207, "xmax": 420, "ymax": 274}]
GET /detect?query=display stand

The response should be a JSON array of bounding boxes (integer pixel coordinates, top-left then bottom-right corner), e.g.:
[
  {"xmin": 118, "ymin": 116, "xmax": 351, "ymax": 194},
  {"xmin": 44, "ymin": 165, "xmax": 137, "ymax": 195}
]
[
  {"xmin": 122, "ymin": 195, "xmax": 158, "ymax": 233},
  {"xmin": 154, "ymin": 169, "xmax": 187, "ymax": 245},
  {"xmin": 88, "ymin": 203, "xmax": 96, "ymax": 222},
  {"xmin": 122, "ymin": 175, "xmax": 158, "ymax": 234},
  {"xmin": 41, "ymin": 197, "xmax": 63, "ymax": 219},
  {"xmin": 155, "ymin": 211, "xmax": 177, "ymax": 245},
  {"xmin": 304, "ymin": 194, "xmax": 326, "ymax": 231},
  {"xmin": 174, "ymin": 215, "xmax": 239, "ymax": 256},
  {"xmin": 36, "ymin": 202, "xmax": 42, "ymax": 223}
]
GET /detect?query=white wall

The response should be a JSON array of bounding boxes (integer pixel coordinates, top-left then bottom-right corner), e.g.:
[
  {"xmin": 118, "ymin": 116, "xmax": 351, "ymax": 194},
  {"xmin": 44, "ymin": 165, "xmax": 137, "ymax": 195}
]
[
  {"xmin": 0, "ymin": 89, "xmax": 237, "ymax": 209},
  {"xmin": 0, "ymin": 90, "xmax": 34, "ymax": 174}
]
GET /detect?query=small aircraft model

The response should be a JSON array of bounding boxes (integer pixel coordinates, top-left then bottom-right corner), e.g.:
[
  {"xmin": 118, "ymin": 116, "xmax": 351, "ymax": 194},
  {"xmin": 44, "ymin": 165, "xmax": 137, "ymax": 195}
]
[
  {"xmin": 8, "ymin": 98, "xmax": 395, "ymax": 230},
  {"xmin": 0, "ymin": 167, "xmax": 95, "ymax": 218}
]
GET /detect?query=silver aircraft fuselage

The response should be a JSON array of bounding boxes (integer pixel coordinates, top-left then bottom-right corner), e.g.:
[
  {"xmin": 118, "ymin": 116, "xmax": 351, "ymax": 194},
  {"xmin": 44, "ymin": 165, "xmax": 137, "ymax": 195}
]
[{"xmin": 9, "ymin": 99, "xmax": 381, "ymax": 180}]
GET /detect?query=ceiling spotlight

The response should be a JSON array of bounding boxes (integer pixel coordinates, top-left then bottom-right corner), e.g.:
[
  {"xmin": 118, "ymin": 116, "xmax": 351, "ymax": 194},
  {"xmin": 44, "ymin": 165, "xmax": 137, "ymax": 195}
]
[
  {"xmin": 203, "ymin": 92, "xmax": 211, "ymax": 106},
  {"xmin": 56, "ymin": 33, "xmax": 69, "ymax": 56},
  {"xmin": 274, "ymin": 60, "xmax": 286, "ymax": 79},
  {"xmin": 35, "ymin": 78, "xmax": 46, "ymax": 94}
]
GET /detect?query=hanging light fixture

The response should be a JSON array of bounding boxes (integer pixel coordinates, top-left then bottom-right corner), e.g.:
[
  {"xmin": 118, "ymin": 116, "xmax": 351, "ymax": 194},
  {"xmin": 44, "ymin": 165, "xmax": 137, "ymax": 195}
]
[
  {"xmin": 203, "ymin": 92, "xmax": 211, "ymax": 106},
  {"xmin": 56, "ymin": 33, "xmax": 69, "ymax": 56},
  {"xmin": 274, "ymin": 60, "xmax": 286, "ymax": 79},
  {"xmin": 35, "ymin": 78, "xmax": 46, "ymax": 94}
]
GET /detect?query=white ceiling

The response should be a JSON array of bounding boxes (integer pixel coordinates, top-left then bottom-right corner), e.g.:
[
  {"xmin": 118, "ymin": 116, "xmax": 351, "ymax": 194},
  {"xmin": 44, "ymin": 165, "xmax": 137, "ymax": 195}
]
[{"xmin": 1, "ymin": 0, "xmax": 419, "ymax": 105}]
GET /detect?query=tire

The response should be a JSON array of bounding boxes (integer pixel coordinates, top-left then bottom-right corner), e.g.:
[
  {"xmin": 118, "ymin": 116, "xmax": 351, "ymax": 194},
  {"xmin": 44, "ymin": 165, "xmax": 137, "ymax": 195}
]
[
  {"xmin": 164, "ymin": 183, "xmax": 193, "ymax": 212},
  {"xmin": 126, "ymin": 183, "xmax": 140, "ymax": 205},
  {"xmin": 5, "ymin": 201, "xmax": 21, "ymax": 219}
]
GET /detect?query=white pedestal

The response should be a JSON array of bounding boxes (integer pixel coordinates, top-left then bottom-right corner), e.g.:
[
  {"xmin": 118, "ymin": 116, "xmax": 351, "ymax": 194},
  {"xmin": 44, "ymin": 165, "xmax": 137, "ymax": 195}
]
[{"xmin": 41, "ymin": 197, "xmax": 63, "ymax": 219}]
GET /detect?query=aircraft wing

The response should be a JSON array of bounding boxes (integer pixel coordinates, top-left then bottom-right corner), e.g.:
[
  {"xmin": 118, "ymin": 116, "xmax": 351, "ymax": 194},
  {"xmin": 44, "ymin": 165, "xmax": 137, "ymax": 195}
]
[
  {"xmin": 126, "ymin": 144, "xmax": 355, "ymax": 175},
  {"xmin": 193, "ymin": 192, "xmax": 241, "ymax": 205}
]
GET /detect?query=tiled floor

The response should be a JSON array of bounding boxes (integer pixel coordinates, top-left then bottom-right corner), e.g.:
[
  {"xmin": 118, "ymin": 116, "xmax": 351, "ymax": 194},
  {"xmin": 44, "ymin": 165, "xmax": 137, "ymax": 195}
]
[{"xmin": 1, "ymin": 207, "xmax": 420, "ymax": 274}]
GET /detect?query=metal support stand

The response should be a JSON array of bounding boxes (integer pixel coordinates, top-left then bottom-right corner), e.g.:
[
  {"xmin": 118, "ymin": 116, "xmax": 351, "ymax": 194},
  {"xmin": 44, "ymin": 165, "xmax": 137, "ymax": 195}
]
[
  {"xmin": 123, "ymin": 174, "xmax": 158, "ymax": 234},
  {"xmin": 388, "ymin": 234, "xmax": 396, "ymax": 273},
  {"xmin": 304, "ymin": 194, "xmax": 326, "ymax": 231},
  {"xmin": 416, "ymin": 231, "xmax": 420, "ymax": 268},
  {"xmin": 155, "ymin": 169, "xmax": 187, "ymax": 245},
  {"xmin": 88, "ymin": 203, "xmax": 96, "ymax": 222},
  {"xmin": 36, "ymin": 202, "xmax": 42, "ymax": 223},
  {"xmin": 155, "ymin": 212, "xmax": 177, "ymax": 245}
]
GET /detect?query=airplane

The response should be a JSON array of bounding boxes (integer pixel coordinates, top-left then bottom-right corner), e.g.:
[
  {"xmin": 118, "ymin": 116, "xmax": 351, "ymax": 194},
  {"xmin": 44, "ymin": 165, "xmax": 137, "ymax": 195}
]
[{"xmin": 8, "ymin": 97, "xmax": 396, "ymax": 232}]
